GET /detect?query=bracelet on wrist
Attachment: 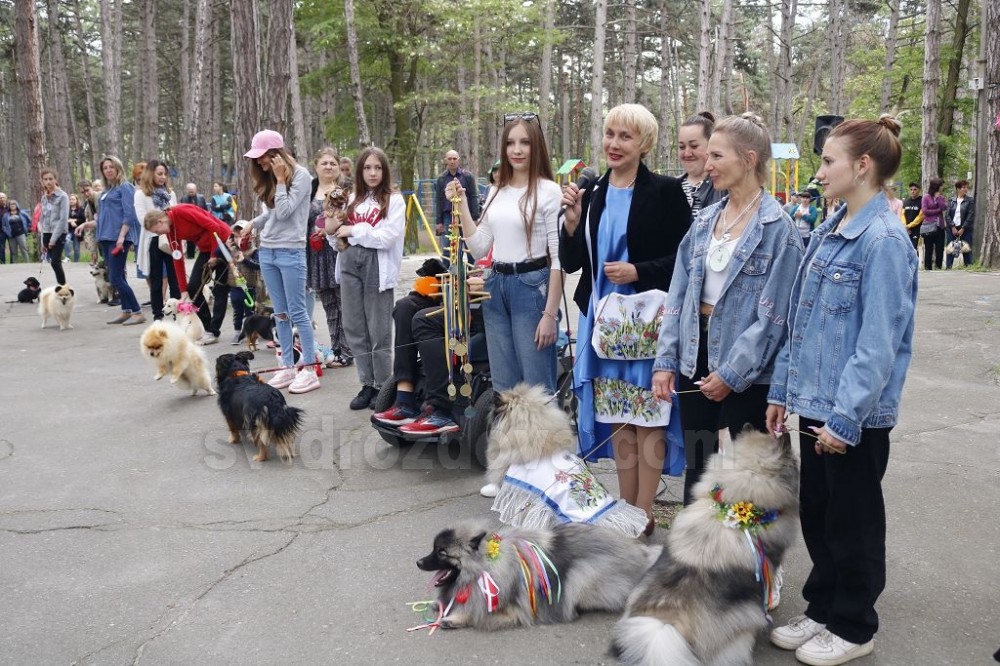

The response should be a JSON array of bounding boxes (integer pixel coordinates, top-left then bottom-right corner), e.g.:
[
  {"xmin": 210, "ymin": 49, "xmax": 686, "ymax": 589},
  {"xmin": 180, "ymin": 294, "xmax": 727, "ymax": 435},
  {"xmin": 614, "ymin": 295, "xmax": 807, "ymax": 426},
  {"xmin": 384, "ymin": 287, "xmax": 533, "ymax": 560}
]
[{"xmin": 542, "ymin": 310, "xmax": 557, "ymax": 321}]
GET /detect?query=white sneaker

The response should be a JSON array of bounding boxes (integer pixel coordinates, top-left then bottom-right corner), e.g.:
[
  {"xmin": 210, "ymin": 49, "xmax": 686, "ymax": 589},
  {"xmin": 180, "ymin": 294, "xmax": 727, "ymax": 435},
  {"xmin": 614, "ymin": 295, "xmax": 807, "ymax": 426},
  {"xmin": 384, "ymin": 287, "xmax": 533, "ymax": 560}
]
[
  {"xmin": 768, "ymin": 565, "xmax": 784, "ymax": 610},
  {"xmin": 197, "ymin": 333, "xmax": 219, "ymax": 346},
  {"xmin": 288, "ymin": 368, "xmax": 320, "ymax": 394},
  {"xmin": 795, "ymin": 629, "xmax": 874, "ymax": 666},
  {"xmin": 770, "ymin": 614, "xmax": 826, "ymax": 650},
  {"xmin": 479, "ymin": 483, "xmax": 499, "ymax": 498},
  {"xmin": 268, "ymin": 368, "xmax": 297, "ymax": 389}
]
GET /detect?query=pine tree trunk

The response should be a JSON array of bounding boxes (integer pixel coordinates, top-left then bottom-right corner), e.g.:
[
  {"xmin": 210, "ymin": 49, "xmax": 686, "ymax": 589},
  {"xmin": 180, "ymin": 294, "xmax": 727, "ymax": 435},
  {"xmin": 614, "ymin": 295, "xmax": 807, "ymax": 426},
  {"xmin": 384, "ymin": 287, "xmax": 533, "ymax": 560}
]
[
  {"xmin": 138, "ymin": 0, "xmax": 158, "ymax": 160},
  {"xmin": 70, "ymin": 0, "xmax": 99, "ymax": 174},
  {"xmin": 263, "ymin": 0, "xmax": 292, "ymax": 137},
  {"xmin": 775, "ymin": 0, "xmax": 796, "ymax": 141},
  {"xmin": 538, "ymin": 0, "xmax": 554, "ymax": 130},
  {"xmin": 589, "ymin": 0, "xmax": 608, "ymax": 168},
  {"xmin": 209, "ymin": 13, "xmax": 222, "ymax": 188},
  {"xmin": 657, "ymin": 0, "xmax": 672, "ymax": 170},
  {"xmin": 98, "ymin": 0, "xmax": 123, "ymax": 157},
  {"xmin": 15, "ymin": 0, "xmax": 47, "ymax": 190},
  {"xmin": 921, "ymin": 0, "xmax": 942, "ymax": 188},
  {"xmin": 344, "ymin": 0, "xmax": 371, "ymax": 147},
  {"xmin": 623, "ymin": 0, "xmax": 637, "ymax": 103},
  {"xmin": 981, "ymin": 0, "xmax": 1000, "ymax": 267},
  {"xmin": 828, "ymin": 0, "xmax": 846, "ymax": 116},
  {"xmin": 43, "ymin": 0, "xmax": 74, "ymax": 186},
  {"xmin": 697, "ymin": 0, "xmax": 712, "ymax": 111},
  {"xmin": 938, "ymin": 0, "xmax": 971, "ymax": 145},
  {"xmin": 879, "ymin": 0, "xmax": 900, "ymax": 114},
  {"xmin": 289, "ymin": 31, "xmax": 307, "ymax": 159},
  {"xmin": 719, "ymin": 0, "xmax": 737, "ymax": 116},
  {"xmin": 457, "ymin": 64, "xmax": 470, "ymax": 162},
  {"xmin": 471, "ymin": 25, "xmax": 482, "ymax": 175},
  {"xmin": 230, "ymin": 0, "xmax": 261, "ymax": 218}
]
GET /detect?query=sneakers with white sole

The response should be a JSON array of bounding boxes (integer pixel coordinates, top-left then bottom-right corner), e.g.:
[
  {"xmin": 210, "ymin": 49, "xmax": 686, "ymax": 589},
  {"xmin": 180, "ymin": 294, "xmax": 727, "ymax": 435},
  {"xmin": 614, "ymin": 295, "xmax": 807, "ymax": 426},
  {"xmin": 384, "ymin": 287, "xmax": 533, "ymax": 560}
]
[
  {"xmin": 288, "ymin": 368, "xmax": 320, "ymax": 394},
  {"xmin": 795, "ymin": 629, "xmax": 874, "ymax": 666},
  {"xmin": 479, "ymin": 483, "xmax": 499, "ymax": 498},
  {"xmin": 770, "ymin": 614, "xmax": 826, "ymax": 650},
  {"xmin": 197, "ymin": 332, "xmax": 219, "ymax": 346},
  {"xmin": 267, "ymin": 368, "xmax": 297, "ymax": 389}
]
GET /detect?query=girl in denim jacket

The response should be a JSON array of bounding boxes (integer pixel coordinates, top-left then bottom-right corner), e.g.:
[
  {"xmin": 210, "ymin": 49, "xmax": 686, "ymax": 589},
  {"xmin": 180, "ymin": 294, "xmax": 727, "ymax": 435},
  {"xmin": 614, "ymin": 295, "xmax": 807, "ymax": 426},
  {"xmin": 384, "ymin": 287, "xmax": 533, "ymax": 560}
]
[
  {"xmin": 653, "ymin": 113, "xmax": 803, "ymax": 507},
  {"xmin": 766, "ymin": 116, "xmax": 917, "ymax": 665}
]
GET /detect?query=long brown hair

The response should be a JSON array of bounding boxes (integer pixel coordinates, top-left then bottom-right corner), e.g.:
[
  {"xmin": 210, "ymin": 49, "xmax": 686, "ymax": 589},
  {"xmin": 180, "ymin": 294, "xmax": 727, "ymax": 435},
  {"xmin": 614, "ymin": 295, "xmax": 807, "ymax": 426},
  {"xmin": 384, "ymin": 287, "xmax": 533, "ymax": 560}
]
[
  {"xmin": 248, "ymin": 147, "xmax": 299, "ymax": 209},
  {"xmin": 347, "ymin": 147, "xmax": 396, "ymax": 220},
  {"xmin": 828, "ymin": 114, "xmax": 902, "ymax": 187},
  {"xmin": 100, "ymin": 155, "xmax": 128, "ymax": 189},
  {"xmin": 139, "ymin": 159, "xmax": 171, "ymax": 197},
  {"xmin": 480, "ymin": 117, "xmax": 554, "ymax": 243}
]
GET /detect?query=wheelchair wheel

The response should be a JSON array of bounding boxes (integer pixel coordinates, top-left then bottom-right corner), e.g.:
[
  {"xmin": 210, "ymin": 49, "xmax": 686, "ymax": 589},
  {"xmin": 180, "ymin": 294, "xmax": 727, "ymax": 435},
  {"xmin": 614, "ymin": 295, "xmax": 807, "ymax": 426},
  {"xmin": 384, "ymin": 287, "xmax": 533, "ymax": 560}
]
[
  {"xmin": 372, "ymin": 380, "xmax": 409, "ymax": 449},
  {"xmin": 463, "ymin": 387, "xmax": 494, "ymax": 470}
]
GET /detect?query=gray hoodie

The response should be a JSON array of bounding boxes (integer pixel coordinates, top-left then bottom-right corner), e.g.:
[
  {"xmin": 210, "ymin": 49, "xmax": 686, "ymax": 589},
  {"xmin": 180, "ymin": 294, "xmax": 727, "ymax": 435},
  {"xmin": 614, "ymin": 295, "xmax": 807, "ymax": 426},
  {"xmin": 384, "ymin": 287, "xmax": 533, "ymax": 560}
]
[
  {"xmin": 251, "ymin": 165, "xmax": 312, "ymax": 249},
  {"xmin": 39, "ymin": 187, "xmax": 70, "ymax": 238}
]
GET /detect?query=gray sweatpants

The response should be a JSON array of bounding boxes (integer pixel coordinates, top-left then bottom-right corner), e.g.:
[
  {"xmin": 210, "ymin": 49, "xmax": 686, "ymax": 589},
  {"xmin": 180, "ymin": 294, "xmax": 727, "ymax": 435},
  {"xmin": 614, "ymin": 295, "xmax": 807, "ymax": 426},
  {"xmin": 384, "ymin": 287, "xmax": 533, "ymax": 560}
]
[{"xmin": 339, "ymin": 245, "xmax": 393, "ymax": 388}]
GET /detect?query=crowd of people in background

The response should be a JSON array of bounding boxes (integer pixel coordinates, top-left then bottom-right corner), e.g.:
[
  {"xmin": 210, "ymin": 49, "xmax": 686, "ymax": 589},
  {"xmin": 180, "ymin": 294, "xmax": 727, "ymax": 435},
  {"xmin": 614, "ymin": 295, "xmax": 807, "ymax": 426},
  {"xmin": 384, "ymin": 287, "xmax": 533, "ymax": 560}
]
[{"xmin": 0, "ymin": 103, "xmax": 966, "ymax": 665}]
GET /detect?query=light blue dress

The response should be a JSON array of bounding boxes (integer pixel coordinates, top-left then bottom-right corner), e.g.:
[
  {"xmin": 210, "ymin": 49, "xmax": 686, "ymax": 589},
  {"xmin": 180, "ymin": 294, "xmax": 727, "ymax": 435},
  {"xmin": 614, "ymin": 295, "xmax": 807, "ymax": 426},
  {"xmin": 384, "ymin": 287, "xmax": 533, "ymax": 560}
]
[{"xmin": 573, "ymin": 185, "xmax": 684, "ymax": 475}]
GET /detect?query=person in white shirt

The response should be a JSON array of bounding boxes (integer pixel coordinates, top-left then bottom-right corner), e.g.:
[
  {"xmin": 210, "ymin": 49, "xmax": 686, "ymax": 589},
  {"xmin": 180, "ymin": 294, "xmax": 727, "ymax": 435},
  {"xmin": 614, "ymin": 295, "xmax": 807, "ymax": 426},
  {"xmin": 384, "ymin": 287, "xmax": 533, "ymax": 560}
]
[
  {"xmin": 448, "ymin": 112, "xmax": 563, "ymax": 497},
  {"xmin": 946, "ymin": 179, "xmax": 975, "ymax": 268}
]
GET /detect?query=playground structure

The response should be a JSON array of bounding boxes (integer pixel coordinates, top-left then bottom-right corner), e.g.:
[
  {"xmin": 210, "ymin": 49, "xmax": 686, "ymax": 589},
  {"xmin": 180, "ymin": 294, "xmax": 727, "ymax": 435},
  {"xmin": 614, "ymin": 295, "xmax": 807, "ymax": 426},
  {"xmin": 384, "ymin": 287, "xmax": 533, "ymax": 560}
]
[{"xmin": 770, "ymin": 142, "xmax": 801, "ymax": 204}]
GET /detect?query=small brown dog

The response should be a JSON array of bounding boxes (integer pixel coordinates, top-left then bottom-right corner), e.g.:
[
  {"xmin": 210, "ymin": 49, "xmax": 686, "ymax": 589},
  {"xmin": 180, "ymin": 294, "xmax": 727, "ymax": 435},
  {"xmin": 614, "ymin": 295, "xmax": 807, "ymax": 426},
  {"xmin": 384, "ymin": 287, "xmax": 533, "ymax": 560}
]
[{"xmin": 323, "ymin": 187, "xmax": 349, "ymax": 251}]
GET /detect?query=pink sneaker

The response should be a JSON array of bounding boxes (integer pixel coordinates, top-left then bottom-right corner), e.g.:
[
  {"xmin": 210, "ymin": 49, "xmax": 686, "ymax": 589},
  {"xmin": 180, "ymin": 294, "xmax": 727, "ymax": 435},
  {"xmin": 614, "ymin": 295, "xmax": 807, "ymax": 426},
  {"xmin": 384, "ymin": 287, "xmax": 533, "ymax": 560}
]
[
  {"xmin": 288, "ymin": 368, "xmax": 320, "ymax": 394},
  {"xmin": 268, "ymin": 368, "xmax": 297, "ymax": 389}
]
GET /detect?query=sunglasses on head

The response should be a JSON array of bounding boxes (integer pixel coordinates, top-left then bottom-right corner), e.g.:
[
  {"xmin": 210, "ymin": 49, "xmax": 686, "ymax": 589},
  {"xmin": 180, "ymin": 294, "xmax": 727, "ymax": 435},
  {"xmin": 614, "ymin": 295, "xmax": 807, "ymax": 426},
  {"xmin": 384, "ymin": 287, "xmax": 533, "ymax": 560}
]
[{"xmin": 503, "ymin": 112, "xmax": 539, "ymax": 124}]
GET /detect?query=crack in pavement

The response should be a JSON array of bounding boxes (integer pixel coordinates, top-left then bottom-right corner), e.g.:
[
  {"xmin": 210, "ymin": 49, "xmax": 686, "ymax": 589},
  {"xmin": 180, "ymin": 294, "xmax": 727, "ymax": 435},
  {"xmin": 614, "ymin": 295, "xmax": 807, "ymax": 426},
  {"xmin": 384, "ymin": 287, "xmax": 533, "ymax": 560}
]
[
  {"xmin": 0, "ymin": 439, "xmax": 13, "ymax": 461},
  {"xmin": 130, "ymin": 532, "xmax": 299, "ymax": 666},
  {"xmin": 1, "ymin": 523, "xmax": 120, "ymax": 535}
]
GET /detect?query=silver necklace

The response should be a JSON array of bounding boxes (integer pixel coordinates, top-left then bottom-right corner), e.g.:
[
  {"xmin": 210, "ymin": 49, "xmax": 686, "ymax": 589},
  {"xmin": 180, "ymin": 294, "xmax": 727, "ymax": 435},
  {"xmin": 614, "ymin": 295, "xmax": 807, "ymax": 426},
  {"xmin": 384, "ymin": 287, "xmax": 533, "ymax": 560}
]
[{"xmin": 708, "ymin": 188, "xmax": 764, "ymax": 272}]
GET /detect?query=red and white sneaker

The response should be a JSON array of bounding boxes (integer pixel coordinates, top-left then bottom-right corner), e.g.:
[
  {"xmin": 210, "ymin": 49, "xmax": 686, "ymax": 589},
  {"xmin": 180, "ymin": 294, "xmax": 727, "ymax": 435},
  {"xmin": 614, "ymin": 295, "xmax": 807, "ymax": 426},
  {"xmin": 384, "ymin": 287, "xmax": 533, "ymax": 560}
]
[
  {"xmin": 267, "ymin": 368, "xmax": 297, "ymax": 389},
  {"xmin": 399, "ymin": 413, "xmax": 460, "ymax": 435},
  {"xmin": 373, "ymin": 404, "xmax": 421, "ymax": 425},
  {"xmin": 288, "ymin": 367, "xmax": 320, "ymax": 394}
]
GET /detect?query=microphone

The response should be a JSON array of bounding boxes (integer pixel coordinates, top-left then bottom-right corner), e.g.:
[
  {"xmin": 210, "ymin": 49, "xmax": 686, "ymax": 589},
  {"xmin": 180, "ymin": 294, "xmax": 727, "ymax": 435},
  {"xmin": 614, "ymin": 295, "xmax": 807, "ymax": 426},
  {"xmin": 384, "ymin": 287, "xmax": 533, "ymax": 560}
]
[{"xmin": 558, "ymin": 167, "xmax": 598, "ymax": 218}]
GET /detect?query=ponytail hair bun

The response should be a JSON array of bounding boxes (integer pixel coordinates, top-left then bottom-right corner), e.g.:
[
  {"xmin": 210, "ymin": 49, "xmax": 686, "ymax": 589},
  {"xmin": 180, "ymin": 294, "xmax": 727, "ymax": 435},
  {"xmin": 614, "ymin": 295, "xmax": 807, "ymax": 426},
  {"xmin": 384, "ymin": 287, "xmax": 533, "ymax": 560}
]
[{"xmin": 877, "ymin": 114, "xmax": 902, "ymax": 138}]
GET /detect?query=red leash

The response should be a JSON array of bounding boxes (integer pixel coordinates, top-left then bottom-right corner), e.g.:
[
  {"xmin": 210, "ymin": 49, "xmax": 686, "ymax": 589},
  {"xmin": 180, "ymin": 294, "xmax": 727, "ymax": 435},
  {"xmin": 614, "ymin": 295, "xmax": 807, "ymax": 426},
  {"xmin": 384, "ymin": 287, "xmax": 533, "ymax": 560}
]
[{"xmin": 252, "ymin": 361, "xmax": 324, "ymax": 377}]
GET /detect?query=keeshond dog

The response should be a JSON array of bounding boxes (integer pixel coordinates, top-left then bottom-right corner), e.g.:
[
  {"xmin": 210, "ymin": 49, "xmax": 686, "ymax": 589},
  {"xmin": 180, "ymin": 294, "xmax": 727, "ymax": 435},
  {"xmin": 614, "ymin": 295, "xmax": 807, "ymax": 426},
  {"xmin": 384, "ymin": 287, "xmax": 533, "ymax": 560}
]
[
  {"xmin": 486, "ymin": 383, "xmax": 577, "ymax": 487},
  {"xmin": 487, "ymin": 383, "xmax": 649, "ymax": 537},
  {"xmin": 612, "ymin": 427, "xmax": 799, "ymax": 665},
  {"xmin": 416, "ymin": 521, "xmax": 662, "ymax": 631}
]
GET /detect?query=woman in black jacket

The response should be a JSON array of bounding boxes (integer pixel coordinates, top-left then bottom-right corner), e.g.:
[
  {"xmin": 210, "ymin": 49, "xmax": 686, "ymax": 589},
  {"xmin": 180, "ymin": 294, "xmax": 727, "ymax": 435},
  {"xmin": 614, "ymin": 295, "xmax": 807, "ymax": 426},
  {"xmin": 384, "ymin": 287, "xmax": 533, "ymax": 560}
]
[{"xmin": 559, "ymin": 103, "xmax": 692, "ymax": 534}]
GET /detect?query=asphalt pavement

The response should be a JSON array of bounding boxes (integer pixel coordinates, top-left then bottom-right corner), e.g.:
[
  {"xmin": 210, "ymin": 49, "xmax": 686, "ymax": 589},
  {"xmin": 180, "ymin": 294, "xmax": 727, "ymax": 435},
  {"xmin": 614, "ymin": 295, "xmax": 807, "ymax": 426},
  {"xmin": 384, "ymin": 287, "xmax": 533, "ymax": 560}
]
[{"xmin": 0, "ymin": 259, "xmax": 997, "ymax": 665}]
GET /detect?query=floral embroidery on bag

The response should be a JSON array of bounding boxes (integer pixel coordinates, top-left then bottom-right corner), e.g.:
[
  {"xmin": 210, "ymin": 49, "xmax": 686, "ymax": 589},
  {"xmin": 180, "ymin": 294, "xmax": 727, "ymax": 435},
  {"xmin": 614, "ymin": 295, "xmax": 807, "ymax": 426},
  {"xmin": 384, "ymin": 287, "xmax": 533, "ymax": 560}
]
[
  {"xmin": 593, "ymin": 297, "xmax": 664, "ymax": 360},
  {"xmin": 593, "ymin": 377, "xmax": 663, "ymax": 422}
]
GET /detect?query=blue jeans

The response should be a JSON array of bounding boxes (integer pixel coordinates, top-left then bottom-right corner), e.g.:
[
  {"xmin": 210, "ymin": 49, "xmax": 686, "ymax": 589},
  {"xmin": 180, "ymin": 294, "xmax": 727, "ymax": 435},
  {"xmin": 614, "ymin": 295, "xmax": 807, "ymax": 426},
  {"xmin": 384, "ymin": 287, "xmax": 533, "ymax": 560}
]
[
  {"xmin": 99, "ymin": 240, "xmax": 140, "ymax": 313},
  {"xmin": 482, "ymin": 268, "xmax": 557, "ymax": 393},
  {"xmin": 259, "ymin": 247, "xmax": 314, "ymax": 369}
]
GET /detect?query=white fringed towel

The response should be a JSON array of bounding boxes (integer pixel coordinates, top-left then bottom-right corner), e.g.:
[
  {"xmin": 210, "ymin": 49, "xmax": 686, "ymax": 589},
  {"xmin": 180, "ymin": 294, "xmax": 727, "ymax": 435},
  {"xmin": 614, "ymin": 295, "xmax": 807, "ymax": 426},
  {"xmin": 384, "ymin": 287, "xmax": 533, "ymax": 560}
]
[{"xmin": 491, "ymin": 450, "xmax": 649, "ymax": 538}]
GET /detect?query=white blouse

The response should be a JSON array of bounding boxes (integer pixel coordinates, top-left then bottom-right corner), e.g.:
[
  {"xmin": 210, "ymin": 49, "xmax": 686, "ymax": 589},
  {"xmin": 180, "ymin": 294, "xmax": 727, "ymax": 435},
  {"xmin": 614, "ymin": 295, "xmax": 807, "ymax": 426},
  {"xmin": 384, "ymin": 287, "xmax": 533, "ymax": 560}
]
[{"xmin": 465, "ymin": 179, "xmax": 562, "ymax": 270}]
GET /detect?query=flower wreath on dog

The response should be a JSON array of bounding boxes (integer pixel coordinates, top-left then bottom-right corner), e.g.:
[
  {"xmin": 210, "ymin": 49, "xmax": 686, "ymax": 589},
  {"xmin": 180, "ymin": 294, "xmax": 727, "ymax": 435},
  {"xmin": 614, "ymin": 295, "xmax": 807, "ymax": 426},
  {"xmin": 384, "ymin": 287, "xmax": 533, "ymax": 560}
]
[{"xmin": 710, "ymin": 484, "xmax": 780, "ymax": 617}]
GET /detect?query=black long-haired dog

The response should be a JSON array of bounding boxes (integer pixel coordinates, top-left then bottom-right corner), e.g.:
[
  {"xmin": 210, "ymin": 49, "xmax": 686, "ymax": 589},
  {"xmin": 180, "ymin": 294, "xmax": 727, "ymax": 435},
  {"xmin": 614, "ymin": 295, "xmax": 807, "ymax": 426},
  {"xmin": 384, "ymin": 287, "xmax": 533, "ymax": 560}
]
[
  {"xmin": 215, "ymin": 351, "xmax": 304, "ymax": 463},
  {"xmin": 14, "ymin": 277, "xmax": 42, "ymax": 303}
]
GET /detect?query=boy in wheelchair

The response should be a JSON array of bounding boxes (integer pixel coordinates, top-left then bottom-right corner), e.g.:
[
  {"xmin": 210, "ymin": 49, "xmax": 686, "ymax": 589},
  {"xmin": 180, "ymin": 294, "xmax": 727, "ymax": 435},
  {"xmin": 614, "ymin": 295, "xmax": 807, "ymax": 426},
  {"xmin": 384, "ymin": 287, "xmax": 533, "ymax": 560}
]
[{"xmin": 374, "ymin": 258, "xmax": 486, "ymax": 435}]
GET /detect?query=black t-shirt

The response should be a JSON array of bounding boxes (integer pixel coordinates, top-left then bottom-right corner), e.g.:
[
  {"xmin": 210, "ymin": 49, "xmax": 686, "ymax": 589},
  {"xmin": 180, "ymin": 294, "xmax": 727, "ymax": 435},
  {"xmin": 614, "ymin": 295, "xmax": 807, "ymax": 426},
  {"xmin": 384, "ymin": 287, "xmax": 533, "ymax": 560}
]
[{"xmin": 902, "ymin": 196, "xmax": 922, "ymax": 224}]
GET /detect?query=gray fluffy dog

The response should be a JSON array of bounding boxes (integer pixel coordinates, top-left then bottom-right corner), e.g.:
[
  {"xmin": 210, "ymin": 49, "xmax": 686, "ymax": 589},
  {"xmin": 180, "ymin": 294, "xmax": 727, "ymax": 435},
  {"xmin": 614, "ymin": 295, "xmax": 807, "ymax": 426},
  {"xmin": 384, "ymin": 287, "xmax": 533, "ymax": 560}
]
[
  {"xmin": 417, "ymin": 521, "xmax": 661, "ymax": 631},
  {"xmin": 612, "ymin": 427, "xmax": 800, "ymax": 665}
]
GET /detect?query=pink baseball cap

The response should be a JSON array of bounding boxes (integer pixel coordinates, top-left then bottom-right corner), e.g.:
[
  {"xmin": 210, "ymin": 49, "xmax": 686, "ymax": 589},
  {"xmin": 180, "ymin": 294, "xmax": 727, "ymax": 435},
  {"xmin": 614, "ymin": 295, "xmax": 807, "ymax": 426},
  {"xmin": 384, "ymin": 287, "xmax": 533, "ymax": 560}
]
[{"xmin": 244, "ymin": 130, "xmax": 284, "ymax": 159}]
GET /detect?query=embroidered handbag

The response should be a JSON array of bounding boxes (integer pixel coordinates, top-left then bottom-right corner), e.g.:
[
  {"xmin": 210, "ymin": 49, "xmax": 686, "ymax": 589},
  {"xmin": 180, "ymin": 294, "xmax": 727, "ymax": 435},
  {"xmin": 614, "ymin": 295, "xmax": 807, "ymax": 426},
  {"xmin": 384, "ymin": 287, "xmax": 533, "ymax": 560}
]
[{"xmin": 590, "ymin": 289, "xmax": 668, "ymax": 360}]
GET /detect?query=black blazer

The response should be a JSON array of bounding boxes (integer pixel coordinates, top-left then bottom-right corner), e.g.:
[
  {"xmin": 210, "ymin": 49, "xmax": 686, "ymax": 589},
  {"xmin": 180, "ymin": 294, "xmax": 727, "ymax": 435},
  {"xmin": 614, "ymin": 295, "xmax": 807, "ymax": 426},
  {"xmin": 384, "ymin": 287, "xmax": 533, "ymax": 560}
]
[
  {"xmin": 946, "ymin": 196, "xmax": 975, "ymax": 232},
  {"xmin": 559, "ymin": 162, "xmax": 692, "ymax": 314}
]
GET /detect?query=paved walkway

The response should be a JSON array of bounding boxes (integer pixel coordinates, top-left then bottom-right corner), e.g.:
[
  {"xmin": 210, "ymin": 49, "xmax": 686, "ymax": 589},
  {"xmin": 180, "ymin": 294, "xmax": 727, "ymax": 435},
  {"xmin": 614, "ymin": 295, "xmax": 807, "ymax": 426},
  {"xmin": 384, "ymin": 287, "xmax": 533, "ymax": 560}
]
[{"xmin": 0, "ymin": 260, "xmax": 997, "ymax": 664}]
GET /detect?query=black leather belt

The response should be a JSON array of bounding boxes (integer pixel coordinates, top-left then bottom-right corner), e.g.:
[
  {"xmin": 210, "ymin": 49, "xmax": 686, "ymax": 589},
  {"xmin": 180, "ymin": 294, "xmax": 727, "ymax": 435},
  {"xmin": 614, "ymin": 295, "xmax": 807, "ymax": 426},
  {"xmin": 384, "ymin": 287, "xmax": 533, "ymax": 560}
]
[{"xmin": 492, "ymin": 257, "xmax": 549, "ymax": 274}]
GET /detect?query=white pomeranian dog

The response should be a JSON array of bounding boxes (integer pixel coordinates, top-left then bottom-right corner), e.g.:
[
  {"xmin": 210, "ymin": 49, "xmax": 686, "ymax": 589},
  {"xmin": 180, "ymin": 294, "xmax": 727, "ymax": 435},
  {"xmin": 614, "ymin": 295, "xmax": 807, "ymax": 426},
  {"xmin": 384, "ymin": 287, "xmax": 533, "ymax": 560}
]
[
  {"xmin": 38, "ymin": 284, "xmax": 76, "ymax": 330},
  {"xmin": 163, "ymin": 296, "xmax": 205, "ymax": 342},
  {"xmin": 139, "ymin": 321, "xmax": 215, "ymax": 396}
]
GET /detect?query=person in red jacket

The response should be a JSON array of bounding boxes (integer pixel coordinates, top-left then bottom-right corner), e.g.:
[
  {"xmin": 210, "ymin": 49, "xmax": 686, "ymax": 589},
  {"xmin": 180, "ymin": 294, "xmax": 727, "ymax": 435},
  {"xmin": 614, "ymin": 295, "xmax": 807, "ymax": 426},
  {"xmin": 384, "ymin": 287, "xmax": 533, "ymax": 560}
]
[{"xmin": 144, "ymin": 204, "xmax": 232, "ymax": 344}]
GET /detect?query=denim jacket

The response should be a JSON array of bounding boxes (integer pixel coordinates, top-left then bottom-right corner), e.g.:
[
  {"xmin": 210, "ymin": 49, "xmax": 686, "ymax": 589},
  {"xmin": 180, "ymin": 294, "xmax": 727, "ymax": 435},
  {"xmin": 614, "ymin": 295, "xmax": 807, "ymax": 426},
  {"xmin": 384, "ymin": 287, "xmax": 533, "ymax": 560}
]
[
  {"xmin": 767, "ymin": 192, "xmax": 918, "ymax": 445},
  {"xmin": 654, "ymin": 191, "xmax": 804, "ymax": 392},
  {"xmin": 96, "ymin": 182, "xmax": 140, "ymax": 245}
]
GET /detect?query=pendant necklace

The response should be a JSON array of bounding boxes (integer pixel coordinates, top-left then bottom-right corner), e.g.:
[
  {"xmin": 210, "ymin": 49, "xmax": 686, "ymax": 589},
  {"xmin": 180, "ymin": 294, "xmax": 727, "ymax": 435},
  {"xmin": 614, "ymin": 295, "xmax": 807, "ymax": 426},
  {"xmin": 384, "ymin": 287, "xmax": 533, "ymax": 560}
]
[{"xmin": 708, "ymin": 188, "xmax": 764, "ymax": 272}]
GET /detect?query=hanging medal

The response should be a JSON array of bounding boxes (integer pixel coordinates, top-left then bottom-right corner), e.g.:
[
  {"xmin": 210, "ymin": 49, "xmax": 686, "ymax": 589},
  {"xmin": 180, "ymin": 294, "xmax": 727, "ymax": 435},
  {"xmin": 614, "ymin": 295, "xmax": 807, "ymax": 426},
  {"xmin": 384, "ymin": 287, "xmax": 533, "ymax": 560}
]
[{"xmin": 708, "ymin": 189, "xmax": 763, "ymax": 273}]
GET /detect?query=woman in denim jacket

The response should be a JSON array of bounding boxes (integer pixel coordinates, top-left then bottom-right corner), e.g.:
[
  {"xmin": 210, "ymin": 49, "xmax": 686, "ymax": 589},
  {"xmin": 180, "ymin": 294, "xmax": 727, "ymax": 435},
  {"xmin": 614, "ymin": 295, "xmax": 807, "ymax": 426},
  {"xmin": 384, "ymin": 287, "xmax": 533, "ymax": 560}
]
[
  {"xmin": 96, "ymin": 156, "xmax": 144, "ymax": 325},
  {"xmin": 652, "ymin": 113, "xmax": 804, "ymax": 506},
  {"xmin": 766, "ymin": 116, "xmax": 917, "ymax": 666}
]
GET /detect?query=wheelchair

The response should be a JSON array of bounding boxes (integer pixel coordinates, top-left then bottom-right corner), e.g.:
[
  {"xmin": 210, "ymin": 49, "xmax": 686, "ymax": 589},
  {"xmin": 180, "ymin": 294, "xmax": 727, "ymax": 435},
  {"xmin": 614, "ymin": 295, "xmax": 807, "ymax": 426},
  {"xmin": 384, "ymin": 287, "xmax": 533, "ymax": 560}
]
[{"xmin": 369, "ymin": 319, "xmax": 577, "ymax": 470}]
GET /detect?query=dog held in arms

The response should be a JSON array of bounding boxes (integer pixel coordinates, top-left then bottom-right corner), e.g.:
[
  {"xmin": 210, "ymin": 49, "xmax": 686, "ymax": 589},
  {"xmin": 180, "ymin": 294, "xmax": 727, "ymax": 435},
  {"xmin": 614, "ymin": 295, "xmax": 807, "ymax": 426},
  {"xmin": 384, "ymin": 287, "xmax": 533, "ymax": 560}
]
[
  {"xmin": 139, "ymin": 321, "xmax": 216, "ymax": 396},
  {"xmin": 486, "ymin": 383, "xmax": 649, "ymax": 538},
  {"xmin": 416, "ymin": 521, "xmax": 662, "ymax": 631},
  {"xmin": 214, "ymin": 351, "xmax": 303, "ymax": 463},
  {"xmin": 38, "ymin": 284, "xmax": 75, "ymax": 330},
  {"xmin": 611, "ymin": 427, "xmax": 800, "ymax": 665}
]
